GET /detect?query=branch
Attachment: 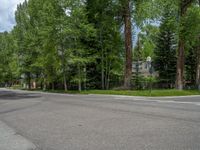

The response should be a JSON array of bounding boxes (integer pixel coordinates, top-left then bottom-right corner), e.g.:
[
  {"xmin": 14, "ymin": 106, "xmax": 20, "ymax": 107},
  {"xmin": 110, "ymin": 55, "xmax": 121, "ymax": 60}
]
[
  {"xmin": 181, "ymin": 0, "xmax": 194, "ymax": 15},
  {"xmin": 182, "ymin": 0, "xmax": 194, "ymax": 9}
]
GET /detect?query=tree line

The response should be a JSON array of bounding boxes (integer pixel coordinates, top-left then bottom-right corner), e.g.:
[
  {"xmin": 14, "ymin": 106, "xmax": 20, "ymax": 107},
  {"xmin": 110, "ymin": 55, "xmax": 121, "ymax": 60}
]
[{"xmin": 0, "ymin": 0, "xmax": 200, "ymax": 91}]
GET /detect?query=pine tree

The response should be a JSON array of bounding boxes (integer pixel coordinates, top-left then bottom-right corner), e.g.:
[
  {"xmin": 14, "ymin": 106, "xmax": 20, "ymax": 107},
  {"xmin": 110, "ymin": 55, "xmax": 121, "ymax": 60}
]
[
  {"xmin": 185, "ymin": 46, "xmax": 197, "ymax": 87},
  {"xmin": 154, "ymin": 11, "xmax": 177, "ymax": 88}
]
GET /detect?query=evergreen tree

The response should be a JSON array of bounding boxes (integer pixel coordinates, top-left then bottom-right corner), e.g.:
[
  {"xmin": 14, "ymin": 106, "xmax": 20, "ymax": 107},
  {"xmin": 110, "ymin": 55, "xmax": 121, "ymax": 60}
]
[
  {"xmin": 1, "ymin": 0, "xmax": 200, "ymax": 91},
  {"xmin": 185, "ymin": 46, "xmax": 197, "ymax": 87},
  {"xmin": 154, "ymin": 11, "xmax": 177, "ymax": 88}
]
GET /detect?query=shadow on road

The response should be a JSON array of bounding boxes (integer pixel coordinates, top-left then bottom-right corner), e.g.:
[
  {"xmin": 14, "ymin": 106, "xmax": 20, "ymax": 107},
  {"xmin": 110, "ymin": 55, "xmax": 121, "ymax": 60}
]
[{"xmin": 0, "ymin": 90, "xmax": 41, "ymax": 100}]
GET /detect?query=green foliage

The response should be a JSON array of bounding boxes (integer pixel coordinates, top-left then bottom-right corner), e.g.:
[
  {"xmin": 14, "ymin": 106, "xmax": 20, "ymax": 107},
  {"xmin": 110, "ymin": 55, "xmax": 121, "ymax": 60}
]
[
  {"xmin": 0, "ymin": 0, "xmax": 199, "ymax": 91},
  {"xmin": 140, "ymin": 25, "xmax": 159, "ymax": 60},
  {"xmin": 86, "ymin": 0, "xmax": 124, "ymax": 89},
  {"xmin": 0, "ymin": 32, "xmax": 19, "ymax": 86},
  {"xmin": 184, "ymin": 4, "xmax": 200, "ymax": 87},
  {"xmin": 182, "ymin": 5, "xmax": 200, "ymax": 48},
  {"xmin": 154, "ymin": 10, "xmax": 177, "ymax": 87}
]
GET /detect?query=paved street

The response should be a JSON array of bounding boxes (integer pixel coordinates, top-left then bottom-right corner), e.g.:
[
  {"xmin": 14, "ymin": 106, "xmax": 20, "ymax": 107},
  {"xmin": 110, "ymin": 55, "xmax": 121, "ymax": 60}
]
[{"xmin": 0, "ymin": 88, "xmax": 200, "ymax": 150}]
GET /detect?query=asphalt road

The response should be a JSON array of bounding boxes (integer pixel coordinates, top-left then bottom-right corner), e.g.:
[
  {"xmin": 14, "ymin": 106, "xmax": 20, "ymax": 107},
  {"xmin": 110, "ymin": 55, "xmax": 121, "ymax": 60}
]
[{"xmin": 0, "ymin": 88, "xmax": 200, "ymax": 150}]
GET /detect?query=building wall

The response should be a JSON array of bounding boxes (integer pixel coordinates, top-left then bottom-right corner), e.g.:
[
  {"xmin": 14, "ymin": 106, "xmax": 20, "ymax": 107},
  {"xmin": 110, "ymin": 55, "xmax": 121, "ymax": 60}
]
[{"xmin": 132, "ymin": 61, "xmax": 158, "ymax": 77}]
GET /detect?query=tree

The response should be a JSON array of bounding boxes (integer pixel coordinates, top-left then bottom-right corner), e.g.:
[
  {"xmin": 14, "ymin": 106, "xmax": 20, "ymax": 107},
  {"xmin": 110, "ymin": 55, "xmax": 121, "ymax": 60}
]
[
  {"xmin": 154, "ymin": 11, "xmax": 177, "ymax": 88},
  {"xmin": 86, "ymin": 0, "xmax": 124, "ymax": 89},
  {"xmin": 195, "ymin": 1, "xmax": 200, "ymax": 90},
  {"xmin": 2, "ymin": 0, "xmax": 200, "ymax": 91},
  {"xmin": 62, "ymin": 0, "xmax": 96, "ymax": 91},
  {"xmin": 121, "ymin": 0, "xmax": 133, "ymax": 89},
  {"xmin": 132, "ymin": 34, "xmax": 143, "ymax": 89},
  {"xmin": 140, "ymin": 25, "xmax": 159, "ymax": 60},
  {"xmin": 120, "ymin": 0, "xmax": 163, "ymax": 89},
  {"xmin": 14, "ymin": 0, "xmax": 35, "ymax": 89},
  {"xmin": 175, "ymin": 0, "xmax": 195, "ymax": 90},
  {"xmin": 185, "ymin": 46, "xmax": 197, "ymax": 87},
  {"xmin": 180, "ymin": 1, "xmax": 200, "ymax": 89}
]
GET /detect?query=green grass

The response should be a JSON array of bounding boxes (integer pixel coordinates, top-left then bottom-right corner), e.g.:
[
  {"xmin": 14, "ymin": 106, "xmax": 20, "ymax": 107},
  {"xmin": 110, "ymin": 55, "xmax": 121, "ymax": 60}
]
[
  {"xmin": 9, "ymin": 85, "xmax": 23, "ymax": 90},
  {"xmin": 9, "ymin": 85, "xmax": 200, "ymax": 97},
  {"xmin": 79, "ymin": 89, "xmax": 200, "ymax": 97}
]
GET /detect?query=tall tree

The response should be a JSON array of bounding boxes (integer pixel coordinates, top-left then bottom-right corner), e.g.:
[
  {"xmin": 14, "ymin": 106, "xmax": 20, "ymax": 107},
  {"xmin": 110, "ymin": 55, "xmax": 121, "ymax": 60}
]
[
  {"xmin": 86, "ymin": 0, "xmax": 124, "ymax": 89},
  {"xmin": 14, "ymin": 0, "xmax": 35, "ymax": 89},
  {"xmin": 120, "ymin": 0, "xmax": 133, "ymax": 89},
  {"xmin": 175, "ymin": 0, "xmax": 195, "ymax": 90},
  {"xmin": 120, "ymin": 0, "xmax": 162, "ymax": 89},
  {"xmin": 196, "ymin": 0, "xmax": 200, "ymax": 90},
  {"xmin": 62, "ymin": 0, "xmax": 96, "ymax": 91},
  {"xmin": 0, "ymin": 32, "xmax": 18, "ymax": 86},
  {"xmin": 180, "ymin": 1, "xmax": 200, "ymax": 89},
  {"xmin": 154, "ymin": 11, "xmax": 177, "ymax": 88}
]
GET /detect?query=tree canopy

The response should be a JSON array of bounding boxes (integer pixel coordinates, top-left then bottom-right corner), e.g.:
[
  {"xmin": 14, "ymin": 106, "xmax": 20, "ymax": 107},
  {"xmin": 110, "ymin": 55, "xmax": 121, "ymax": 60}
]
[{"xmin": 0, "ymin": 0, "xmax": 199, "ymax": 90}]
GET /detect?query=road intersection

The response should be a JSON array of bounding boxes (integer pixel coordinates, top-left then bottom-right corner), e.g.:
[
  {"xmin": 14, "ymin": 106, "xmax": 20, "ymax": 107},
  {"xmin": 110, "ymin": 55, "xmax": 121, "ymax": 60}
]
[{"xmin": 0, "ymin": 88, "xmax": 200, "ymax": 150}]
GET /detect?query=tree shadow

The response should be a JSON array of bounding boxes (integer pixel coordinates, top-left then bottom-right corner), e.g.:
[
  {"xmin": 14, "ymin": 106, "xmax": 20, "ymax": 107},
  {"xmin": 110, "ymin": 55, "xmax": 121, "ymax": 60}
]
[{"xmin": 0, "ymin": 90, "xmax": 41, "ymax": 100}]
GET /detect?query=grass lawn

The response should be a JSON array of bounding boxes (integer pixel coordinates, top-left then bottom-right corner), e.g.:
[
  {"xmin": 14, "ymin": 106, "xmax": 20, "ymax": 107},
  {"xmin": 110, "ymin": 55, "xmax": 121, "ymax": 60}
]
[
  {"xmin": 9, "ymin": 86, "xmax": 200, "ymax": 97},
  {"xmin": 79, "ymin": 89, "xmax": 200, "ymax": 97}
]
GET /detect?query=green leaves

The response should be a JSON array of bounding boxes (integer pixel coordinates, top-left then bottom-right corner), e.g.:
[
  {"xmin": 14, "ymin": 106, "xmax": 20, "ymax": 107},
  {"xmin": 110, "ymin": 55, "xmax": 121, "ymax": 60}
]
[
  {"xmin": 154, "ymin": 10, "xmax": 177, "ymax": 85},
  {"xmin": 181, "ymin": 5, "xmax": 200, "ymax": 47},
  {"xmin": 1, "ymin": 0, "xmax": 199, "ymax": 90}
]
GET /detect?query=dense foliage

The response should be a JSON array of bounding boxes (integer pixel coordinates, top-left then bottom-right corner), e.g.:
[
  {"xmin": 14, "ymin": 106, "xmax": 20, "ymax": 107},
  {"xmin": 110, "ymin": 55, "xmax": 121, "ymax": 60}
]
[
  {"xmin": 0, "ymin": 0, "xmax": 199, "ymax": 90},
  {"xmin": 154, "ymin": 10, "xmax": 177, "ymax": 88}
]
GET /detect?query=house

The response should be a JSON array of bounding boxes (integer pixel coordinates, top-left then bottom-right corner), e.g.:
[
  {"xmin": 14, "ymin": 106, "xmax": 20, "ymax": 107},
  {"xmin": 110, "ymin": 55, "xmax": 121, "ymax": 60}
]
[{"xmin": 132, "ymin": 61, "xmax": 158, "ymax": 77}]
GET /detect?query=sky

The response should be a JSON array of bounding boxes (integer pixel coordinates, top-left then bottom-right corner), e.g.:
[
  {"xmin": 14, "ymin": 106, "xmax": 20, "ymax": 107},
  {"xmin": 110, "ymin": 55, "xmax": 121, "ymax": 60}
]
[{"xmin": 0, "ymin": 0, "xmax": 25, "ymax": 32}]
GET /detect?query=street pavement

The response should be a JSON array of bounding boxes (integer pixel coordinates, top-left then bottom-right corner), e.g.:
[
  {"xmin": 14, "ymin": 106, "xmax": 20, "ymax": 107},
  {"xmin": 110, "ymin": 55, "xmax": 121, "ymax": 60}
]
[{"xmin": 0, "ymin": 88, "xmax": 200, "ymax": 150}]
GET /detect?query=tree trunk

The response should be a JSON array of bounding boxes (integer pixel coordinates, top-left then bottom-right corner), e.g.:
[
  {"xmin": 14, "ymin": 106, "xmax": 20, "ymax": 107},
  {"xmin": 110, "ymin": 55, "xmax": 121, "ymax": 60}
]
[
  {"xmin": 196, "ymin": 34, "xmax": 200, "ymax": 90},
  {"xmin": 59, "ymin": 41, "xmax": 68, "ymax": 91},
  {"xmin": 84, "ymin": 66, "xmax": 87, "ymax": 90},
  {"xmin": 105, "ymin": 50, "xmax": 108, "ymax": 90},
  {"xmin": 176, "ymin": 40, "xmax": 185, "ymax": 90},
  {"xmin": 43, "ymin": 78, "xmax": 46, "ymax": 91},
  {"xmin": 52, "ymin": 82, "xmax": 55, "ymax": 90},
  {"xmin": 106, "ymin": 61, "xmax": 111, "ymax": 90},
  {"xmin": 100, "ymin": 28, "xmax": 105, "ymax": 90},
  {"xmin": 62, "ymin": 57, "xmax": 67, "ymax": 91},
  {"xmin": 175, "ymin": 0, "xmax": 193, "ymax": 90},
  {"xmin": 40, "ymin": 81, "xmax": 43, "ymax": 90},
  {"xmin": 62, "ymin": 55, "xmax": 67, "ymax": 91},
  {"xmin": 196, "ymin": 57, "xmax": 200, "ymax": 90},
  {"xmin": 63, "ymin": 73, "xmax": 67, "ymax": 91},
  {"xmin": 196, "ymin": 1, "xmax": 200, "ymax": 90},
  {"xmin": 123, "ymin": 0, "xmax": 132, "ymax": 89},
  {"xmin": 78, "ymin": 64, "xmax": 82, "ymax": 92},
  {"xmin": 27, "ymin": 72, "xmax": 31, "ymax": 90}
]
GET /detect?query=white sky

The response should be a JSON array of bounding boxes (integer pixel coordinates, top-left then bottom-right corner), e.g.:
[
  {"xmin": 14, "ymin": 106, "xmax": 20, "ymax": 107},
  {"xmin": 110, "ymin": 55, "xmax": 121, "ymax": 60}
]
[{"xmin": 0, "ymin": 0, "xmax": 25, "ymax": 32}]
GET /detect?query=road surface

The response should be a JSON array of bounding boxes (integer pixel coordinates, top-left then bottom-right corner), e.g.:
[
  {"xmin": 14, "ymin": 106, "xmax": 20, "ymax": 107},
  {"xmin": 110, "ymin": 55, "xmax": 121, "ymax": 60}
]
[{"xmin": 0, "ymin": 88, "xmax": 200, "ymax": 150}]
